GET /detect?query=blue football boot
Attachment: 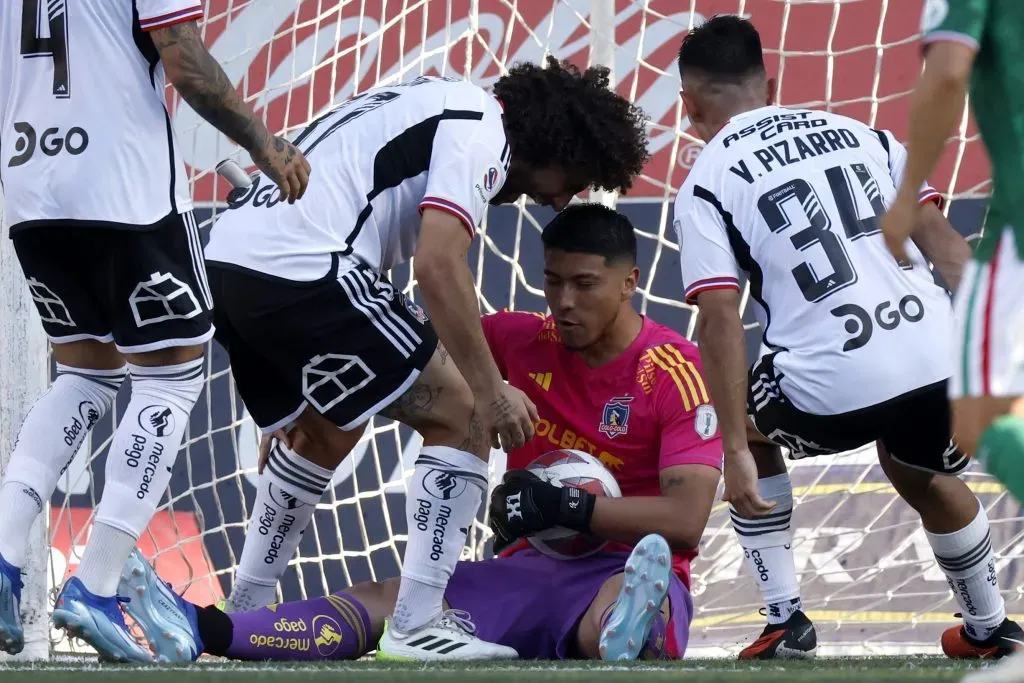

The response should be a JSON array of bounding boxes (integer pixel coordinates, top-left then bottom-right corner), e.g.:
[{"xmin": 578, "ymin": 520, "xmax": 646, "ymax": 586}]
[
  {"xmin": 52, "ymin": 577, "xmax": 152, "ymax": 662},
  {"xmin": 599, "ymin": 533, "xmax": 673, "ymax": 660},
  {"xmin": 118, "ymin": 548, "xmax": 202, "ymax": 662},
  {"xmin": 0, "ymin": 552, "xmax": 24, "ymax": 654}
]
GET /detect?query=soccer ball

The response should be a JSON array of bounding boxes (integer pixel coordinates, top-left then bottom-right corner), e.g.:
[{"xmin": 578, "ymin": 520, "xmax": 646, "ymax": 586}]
[{"xmin": 524, "ymin": 449, "xmax": 622, "ymax": 560}]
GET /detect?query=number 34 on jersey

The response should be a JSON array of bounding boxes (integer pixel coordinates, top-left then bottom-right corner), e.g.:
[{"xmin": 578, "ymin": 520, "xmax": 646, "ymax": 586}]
[{"xmin": 672, "ymin": 105, "xmax": 954, "ymax": 410}]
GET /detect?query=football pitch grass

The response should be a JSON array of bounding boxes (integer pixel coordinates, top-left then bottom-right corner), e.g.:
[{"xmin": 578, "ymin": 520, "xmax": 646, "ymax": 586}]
[{"xmin": 0, "ymin": 657, "xmax": 991, "ymax": 683}]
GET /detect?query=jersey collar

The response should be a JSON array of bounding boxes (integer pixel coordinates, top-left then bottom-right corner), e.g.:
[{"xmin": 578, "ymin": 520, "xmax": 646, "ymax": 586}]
[
  {"xmin": 708, "ymin": 105, "xmax": 777, "ymax": 145},
  {"xmin": 727, "ymin": 105, "xmax": 776, "ymax": 125}
]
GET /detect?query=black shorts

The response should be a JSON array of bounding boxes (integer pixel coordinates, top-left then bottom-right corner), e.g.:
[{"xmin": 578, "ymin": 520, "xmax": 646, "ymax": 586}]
[
  {"xmin": 748, "ymin": 353, "xmax": 968, "ymax": 475},
  {"xmin": 208, "ymin": 259, "xmax": 437, "ymax": 432},
  {"xmin": 11, "ymin": 212, "xmax": 214, "ymax": 353}
]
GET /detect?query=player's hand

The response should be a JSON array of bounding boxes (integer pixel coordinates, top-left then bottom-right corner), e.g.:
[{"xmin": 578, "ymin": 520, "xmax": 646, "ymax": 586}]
[
  {"xmin": 489, "ymin": 469, "xmax": 596, "ymax": 541},
  {"xmin": 881, "ymin": 195, "xmax": 917, "ymax": 264},
  {"xmin": 722, "ymin": 448, "xmax": 775, "ymax": 519},
  {"xmin": 251, "ymin": 134, "xmax": 311, "ymax": 204},
  {"xmin": 257, "ymin": 429, "xmax": 292, "ymax": 474},
  {"xmin": 488, "ymin": 470, "xmax": 562, "ymax": 542},
  {"xmin": 489, "ymin": 523, "xmax": 516, "ymax": 555},
  {"xmin": 480, "ymin": 385, "xmax": 539, "ymax": 452}
]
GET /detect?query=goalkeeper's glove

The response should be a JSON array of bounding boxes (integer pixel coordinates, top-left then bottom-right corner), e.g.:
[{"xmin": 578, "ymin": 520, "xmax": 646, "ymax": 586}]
[{"xmin": 487, "ymin": 469, "xmax": 597, "ymax": 549}]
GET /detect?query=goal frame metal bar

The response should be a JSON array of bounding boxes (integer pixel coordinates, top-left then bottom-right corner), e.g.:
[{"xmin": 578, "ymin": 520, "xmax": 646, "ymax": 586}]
[{"xmin": 0, "ymin": 192, "xmax": 50, "ymax": 661}]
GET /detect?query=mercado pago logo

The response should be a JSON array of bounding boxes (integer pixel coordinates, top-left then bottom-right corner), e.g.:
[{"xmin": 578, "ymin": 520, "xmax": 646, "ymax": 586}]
[{"xmin": 179, "ymin": 0, "xmax": 975, "ymax": 204}]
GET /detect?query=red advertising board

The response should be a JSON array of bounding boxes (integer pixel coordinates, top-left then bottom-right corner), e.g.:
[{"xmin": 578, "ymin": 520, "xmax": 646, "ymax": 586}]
[
  {"xmin": 50, "ymin": 508, "xmax": 223, "ymax": 605},
  {"xmin": 180, "ymin": 0, "xmax": 986, "ymax": 203}
]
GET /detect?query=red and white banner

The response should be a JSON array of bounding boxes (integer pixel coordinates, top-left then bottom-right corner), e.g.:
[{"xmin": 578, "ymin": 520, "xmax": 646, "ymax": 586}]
[
  {"xmin": 50, "ymin": 508, "xmax": 223, "ymax": 605},
  {"xmin": 179, "ymin": 0, "xmax": 988, "ymax": 203}
]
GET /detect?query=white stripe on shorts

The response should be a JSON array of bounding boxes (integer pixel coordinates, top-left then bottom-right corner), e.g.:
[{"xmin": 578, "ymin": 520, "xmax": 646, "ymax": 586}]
[
  {"xmin": 183, "ymin": 212, "xmax": 213, "ymax": 309},
  {"xmin": 337, "ymin": 270, "xmax": 418, "ymax": 358},
  {"xmin": 349, "ymin": 268, "xmax": 423, "ymax": 348}
]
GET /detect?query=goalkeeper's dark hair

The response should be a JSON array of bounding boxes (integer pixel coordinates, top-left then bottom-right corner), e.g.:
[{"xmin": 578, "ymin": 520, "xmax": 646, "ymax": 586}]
[
  {"xmin": 494, "ymin": 56, "xmax": 650, "ymax": 193},
  {"xmin": 677, "ymin": 15, "xmax": 766, "ymax": 84},
  {"xmin": 541, "ymin": 203, "xmax": 637, "ymax": 266}
]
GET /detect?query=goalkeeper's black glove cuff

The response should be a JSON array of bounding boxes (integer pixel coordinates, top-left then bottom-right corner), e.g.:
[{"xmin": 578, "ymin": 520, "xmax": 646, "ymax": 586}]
[{"xmin": 557, "ymin": 486, "xmax": 597, "ymax": 533}]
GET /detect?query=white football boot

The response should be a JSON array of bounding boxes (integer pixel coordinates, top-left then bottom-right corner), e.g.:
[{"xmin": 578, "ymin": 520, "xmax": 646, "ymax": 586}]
[{"xmin": 376, "ymin": 609, "xmax": 518, "ymax": 661}]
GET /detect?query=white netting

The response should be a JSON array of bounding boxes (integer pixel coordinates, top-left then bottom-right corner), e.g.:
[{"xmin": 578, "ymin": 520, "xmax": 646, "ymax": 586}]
[{"xmin": 35, "ymin": 0, "xmax": 1021, "ymax": 658}]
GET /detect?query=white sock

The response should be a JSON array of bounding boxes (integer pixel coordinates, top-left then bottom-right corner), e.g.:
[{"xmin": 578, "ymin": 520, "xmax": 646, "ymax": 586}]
[
  {"xmin": 230, "ymin": 441, "xmax": 332, "ymax": 612},
  {"xmin": 926, "ymin": 502, "xmax": 1006, "ymax": 641},
  {"xmin": 392, "ymin": 446, "xmax": 488, "ymax": 633},
  {"xmin": 75, "ymin": 358, "xmax": 204, "ymax": 596},
  {"xmin": 731, "ymin": 472, "xmax": 802, "ymax": 625},
  {"xmin": 73, "ymin": 523, "xmax": 137, "ymax": 596},
  {"xmin": 0, "ymin": 364, "xmax": 124, "ymax": 568}
]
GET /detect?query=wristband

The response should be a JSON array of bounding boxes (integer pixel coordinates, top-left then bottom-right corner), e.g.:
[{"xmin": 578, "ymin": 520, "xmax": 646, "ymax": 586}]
[{"xmin": 558, "ymin": 486, "xmax": 597, "ymax": 532}]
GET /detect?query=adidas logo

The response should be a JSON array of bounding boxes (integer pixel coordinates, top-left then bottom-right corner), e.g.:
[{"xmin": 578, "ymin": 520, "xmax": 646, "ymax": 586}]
[
  {"xmin": 406, "ymin": 634, "xmax": 468, "ymax": 655},
  {"xmin": 528, "ymin": 372, "xmax": 552, "ymax": 391}
]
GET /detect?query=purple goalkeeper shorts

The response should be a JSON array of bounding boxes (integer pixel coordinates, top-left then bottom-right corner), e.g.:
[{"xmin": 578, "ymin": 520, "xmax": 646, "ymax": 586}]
[{"xmin": 444, "ymin": 548, "xmax": 692, "ymax": 660}]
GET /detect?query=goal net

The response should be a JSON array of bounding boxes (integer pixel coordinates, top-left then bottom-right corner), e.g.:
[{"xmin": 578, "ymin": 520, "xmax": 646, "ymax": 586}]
[{"xmin": 2, "ymin": 0, "xmax": 1019, "ymax": 660}]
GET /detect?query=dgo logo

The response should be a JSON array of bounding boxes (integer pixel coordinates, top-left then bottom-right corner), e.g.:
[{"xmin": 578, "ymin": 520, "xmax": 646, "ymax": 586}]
[{"xmin": 7, "ymin": 121, "xmax": 88, "ymax": 167}]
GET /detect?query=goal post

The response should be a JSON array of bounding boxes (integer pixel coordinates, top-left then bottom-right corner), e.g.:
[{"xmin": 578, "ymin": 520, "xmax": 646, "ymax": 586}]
[
  {"xmin": 0, "ymin": 193, "xmax": 50, "ymax": 661},
  {"xmin": 4, "ymin": 0, "xmax": 1019, "ymax": 660}
]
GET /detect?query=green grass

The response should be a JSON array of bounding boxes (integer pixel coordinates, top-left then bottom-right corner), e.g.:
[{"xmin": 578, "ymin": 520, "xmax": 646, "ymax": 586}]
[{"xmin": 0, "ymin": 657, "xmax": 991, "ymax": 683}]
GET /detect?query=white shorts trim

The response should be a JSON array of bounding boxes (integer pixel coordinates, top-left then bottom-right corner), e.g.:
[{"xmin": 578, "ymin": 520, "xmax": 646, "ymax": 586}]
[
  {"xmin": 339, "ymin": 367, "xmax": 421, "ymax": 431},
  {"xmin": 47, "ymin": 332, "xmax": 116, "ymax": 345},
  {"xmin": 114, "ymin": 328, "xmax": 216, "ymax": 354},
  {"xmin": 950, "ymin": 230, "xmax": 1024, "ymax": 399},
  {"xmin": 259, "ymin": 402, "xmax": 309, "ymax": 435}
]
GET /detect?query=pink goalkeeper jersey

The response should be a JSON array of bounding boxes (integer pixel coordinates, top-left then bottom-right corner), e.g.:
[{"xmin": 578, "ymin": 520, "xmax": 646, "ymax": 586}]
[{"xmin": 481, "ymin": 311, "xmax": 723, "ymax": 586}]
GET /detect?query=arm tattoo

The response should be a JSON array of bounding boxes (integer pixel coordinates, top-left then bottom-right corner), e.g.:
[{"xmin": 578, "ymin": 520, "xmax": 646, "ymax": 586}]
[
  {"xmin": 151, "ymin": 22, "xmax": 269, "ymax": 153},
  {"xmin": 437, "ymin": 346, "xmax": 450, "ymax": 365},
  {"xmin": 660, "ymin": 475, "xmax": 685, "ymax": 493}
]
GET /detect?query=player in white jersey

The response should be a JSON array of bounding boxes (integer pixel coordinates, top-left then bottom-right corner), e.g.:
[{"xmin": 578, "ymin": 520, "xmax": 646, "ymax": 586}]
[
  {"xmin": 673, "ymin": 16, "xmax": 1021, "ymax": 660},
  {"xmin": 203, "ymin": 59, "xmax": 650, "ymax": 660},
  {"xmin": 0, "ymin": 0, "xmax": 308, "ymax": 661}
]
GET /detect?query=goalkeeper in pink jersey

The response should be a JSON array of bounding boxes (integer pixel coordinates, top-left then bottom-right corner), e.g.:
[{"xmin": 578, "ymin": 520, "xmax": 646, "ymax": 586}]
[{"xmin": 114, "ymin": 203, "xmax": 724, "ymax": 662}]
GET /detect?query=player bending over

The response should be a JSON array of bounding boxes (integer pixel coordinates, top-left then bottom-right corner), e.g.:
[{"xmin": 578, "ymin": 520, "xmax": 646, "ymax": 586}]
[
  {"xmin": 673, "ymin": 16, "xmax": 1020, "ymax": 660},
  {"xmin": 114, "ymin": 203, "xmax": 723, "ymax": 663},
  {"xmin": 0, "ymin": 1, "xmax": 307, "ymax": 659},
  {"xmin": 881, "ymin": 3, "xmax": 1024, "ymax": 678},
  {"xmin": 196, "ymin": 64, "xmax": 650, "ymax": 661}
]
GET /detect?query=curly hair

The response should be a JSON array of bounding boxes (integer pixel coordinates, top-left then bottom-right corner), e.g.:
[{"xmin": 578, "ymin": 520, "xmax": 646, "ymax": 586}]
[{"xmin": 493, "ymin": 56, "xmax": 650, "ymax": 193}]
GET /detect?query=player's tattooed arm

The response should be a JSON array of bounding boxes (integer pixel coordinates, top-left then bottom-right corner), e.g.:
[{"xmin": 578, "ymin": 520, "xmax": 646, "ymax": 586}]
[
  {"xmin": 415, "ymin": 209, "xmax": 538, "ymax": 453},
  {"xmin": 659, "ymin": 475, "xmax": 686, "ymax": 491},
  {"xmin": 488, "ymin": 395, "xmax": 515, "ymax": 421},
  {"xmin": 151, "ymin": 20, "xmax": 310, "ymax": 202},
  {"xmin": 150, "ymin": 20, "xmax": 270, "ymax": 154},
  {"xmin": 586, "ymin": 464, "xmax": 721, "ymax": 549}
]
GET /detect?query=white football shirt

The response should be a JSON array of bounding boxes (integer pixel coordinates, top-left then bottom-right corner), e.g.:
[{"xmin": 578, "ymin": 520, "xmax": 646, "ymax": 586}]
[
  {"xmin": 205, "ymin": 77, "xmax": 509, "ymax": 281},
  {"xmin": 675, "ymin": 105, "xmax": 952, "ymax": 415},
  {"xmin": 0, "ymin": 0, "xmax": 200, "ymax": 231}
]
